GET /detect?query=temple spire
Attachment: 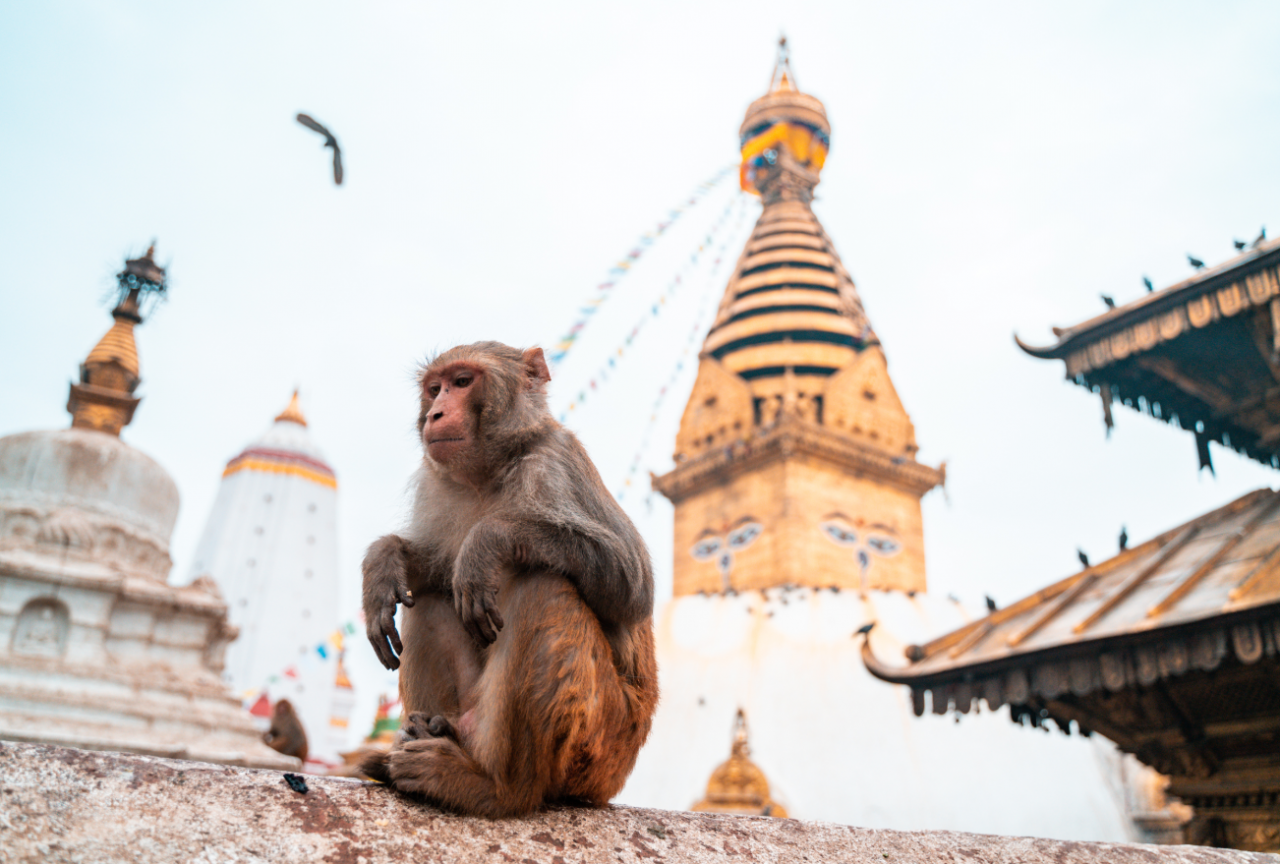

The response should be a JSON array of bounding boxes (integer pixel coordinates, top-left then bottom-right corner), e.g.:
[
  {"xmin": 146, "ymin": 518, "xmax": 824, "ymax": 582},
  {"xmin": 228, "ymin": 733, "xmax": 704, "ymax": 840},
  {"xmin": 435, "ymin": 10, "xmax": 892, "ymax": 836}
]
[
  {"xmin": 767, "ymin": 35, "xmax": 796, "ymax": 93},
  {"xmin": 67, "ymin": 245, "xmax": 167, "ymax": 436},
  {"xmin": 653, "ymin": 45, "xmax": 942, "ymax": 597}
]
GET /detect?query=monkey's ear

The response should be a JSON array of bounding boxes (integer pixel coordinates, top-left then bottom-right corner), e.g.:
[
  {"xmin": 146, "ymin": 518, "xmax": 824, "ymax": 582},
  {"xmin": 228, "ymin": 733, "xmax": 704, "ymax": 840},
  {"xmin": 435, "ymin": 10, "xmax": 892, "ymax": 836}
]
[{"xmin": 523, "ymin": 347, "xmax": 551, "ymax": 387}]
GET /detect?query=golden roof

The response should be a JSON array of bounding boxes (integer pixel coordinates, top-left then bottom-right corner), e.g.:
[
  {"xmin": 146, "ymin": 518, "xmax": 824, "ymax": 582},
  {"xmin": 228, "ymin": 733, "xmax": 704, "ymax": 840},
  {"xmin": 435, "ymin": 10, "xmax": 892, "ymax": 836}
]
[
  {"xmin": 68, "ymin": 274, "xmax": 147, "ymax": 437},
  {"xmin": 691, "ymin": 709, "xmax": 787, "ymax": 817},
  {"xmin": 275, "ymin": 390, "xmax": 308, "ymax": 427}
]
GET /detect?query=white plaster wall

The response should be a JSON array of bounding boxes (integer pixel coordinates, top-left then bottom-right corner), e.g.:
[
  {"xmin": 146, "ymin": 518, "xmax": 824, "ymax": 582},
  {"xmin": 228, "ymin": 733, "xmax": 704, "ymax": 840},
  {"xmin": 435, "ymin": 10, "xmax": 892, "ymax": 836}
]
[
  {"xmin": 620, "ymin": 589, "xmax": 1138, "ymax": 841},
  {"xmin": 186, "ymin": 420, "xmax": 342, "ymax": 763}
]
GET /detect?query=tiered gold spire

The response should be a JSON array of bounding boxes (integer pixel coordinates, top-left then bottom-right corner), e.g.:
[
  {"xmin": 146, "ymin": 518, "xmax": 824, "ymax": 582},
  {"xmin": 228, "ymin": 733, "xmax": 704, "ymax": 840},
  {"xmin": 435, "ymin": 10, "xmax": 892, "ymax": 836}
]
[
  {"xmin": 690, "ymin": 709, "xmax": 787, "ymax": 817},
  {"xmin": 67, "ymin": 246, "xmax": 166, "ymax": 436},
  {"xmin": 654, "ymin": 43, "xmax": 942, "ymax": 596}
]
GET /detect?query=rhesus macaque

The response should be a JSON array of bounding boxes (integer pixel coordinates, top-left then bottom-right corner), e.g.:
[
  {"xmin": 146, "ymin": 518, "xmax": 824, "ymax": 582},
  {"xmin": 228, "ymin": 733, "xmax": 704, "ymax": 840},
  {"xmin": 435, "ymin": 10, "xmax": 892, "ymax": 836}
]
[
  {"xmin": 359, "ymin": 342, "xmax": 658, "ymax": 817},
  {"xmin": 264, "ymin": 699, "xmax": 308, "ymax": 763}
]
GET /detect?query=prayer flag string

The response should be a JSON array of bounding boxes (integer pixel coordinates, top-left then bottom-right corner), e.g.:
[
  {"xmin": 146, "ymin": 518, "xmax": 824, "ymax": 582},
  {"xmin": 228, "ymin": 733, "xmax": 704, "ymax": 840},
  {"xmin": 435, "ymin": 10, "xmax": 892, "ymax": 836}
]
[
  {"xmin": 547, "ymin": 164, "xmax": 737, "ymax": 368},
  {"xmin": 556, "ymin": 191, "xmax": 748, "ymax": 420}
]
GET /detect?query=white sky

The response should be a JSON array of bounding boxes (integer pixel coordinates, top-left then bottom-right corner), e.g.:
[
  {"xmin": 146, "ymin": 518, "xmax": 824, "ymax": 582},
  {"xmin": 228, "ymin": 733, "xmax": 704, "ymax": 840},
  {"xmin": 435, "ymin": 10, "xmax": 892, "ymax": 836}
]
[{"xmin": 3, "ymin": 1, "xmax": 1278, "ymax": 743}]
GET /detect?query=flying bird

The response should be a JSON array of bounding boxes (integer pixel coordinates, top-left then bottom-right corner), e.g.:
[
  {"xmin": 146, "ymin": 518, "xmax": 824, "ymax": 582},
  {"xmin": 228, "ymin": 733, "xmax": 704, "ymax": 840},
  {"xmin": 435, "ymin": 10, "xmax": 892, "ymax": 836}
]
[
  {"xmin": 1143, "ymin": 276, "xmax": 1154, "ymax": 292},
  {"xmin": 1077, "ymin": 548, "xmax": 1090, "ymax": 569},
  {"xmin": 1234, "ymin": 239, "xmax": 1247, "ymax": 251},
  {"xmin": 1254, "ymin": 226, "xmax": 1267, "ymax": 248},
  {"xmin": 854, "ymin": 622, "xmax": 875, "ymax": 637},
  {"xmin": 985, "ymin": 595, "xmax": 998, "ymax": 613},
  {"xmin": 1119, "ymin": 525, "xmax": 1129, "ymax": 551},
  {"xmin": 296, "ymin": 113, "xmax": 343, "ymax": 185},
  {"xmin": 1187, "ymin": 254, "xmax": 1206, "ymax": 270},
  {"xmin": 1101, "ymin": 294, "xmax": 1116, "ymax": 309}
]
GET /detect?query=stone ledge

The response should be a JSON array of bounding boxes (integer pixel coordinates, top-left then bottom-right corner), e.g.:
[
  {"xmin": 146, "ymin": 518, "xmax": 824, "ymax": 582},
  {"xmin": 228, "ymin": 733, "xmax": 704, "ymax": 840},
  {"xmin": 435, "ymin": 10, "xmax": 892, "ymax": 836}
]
[{"xmin": 0, "ymin": 742, "xmax": 1272, "ymax": 864}]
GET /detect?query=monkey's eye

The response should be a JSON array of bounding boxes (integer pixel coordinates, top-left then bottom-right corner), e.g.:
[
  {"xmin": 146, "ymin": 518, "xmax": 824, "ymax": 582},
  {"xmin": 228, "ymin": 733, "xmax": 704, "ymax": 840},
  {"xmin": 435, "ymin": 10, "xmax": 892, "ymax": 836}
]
[
  {"xmin": 453, "ymin": 373, "xmax": 474, "ymax": 388},
  {"xmin": 426, "ymin": 382, "xmax": 441, "ymax": 398}
]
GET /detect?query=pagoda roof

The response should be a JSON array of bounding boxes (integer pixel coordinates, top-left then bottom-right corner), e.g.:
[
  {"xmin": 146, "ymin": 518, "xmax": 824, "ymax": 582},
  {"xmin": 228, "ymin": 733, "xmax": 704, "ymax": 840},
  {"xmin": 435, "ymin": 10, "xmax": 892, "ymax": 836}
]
[
  {"xmin": 862, "ymin": 487, "xmax": 1280, "ymax": 800},
  {"xmin": 1016, "ymin": 237, "xmax": 1280, "ymax": 468},
  {"xmin": 864, "ymin": 487, "xmax": 1280, "ymax": 694}
]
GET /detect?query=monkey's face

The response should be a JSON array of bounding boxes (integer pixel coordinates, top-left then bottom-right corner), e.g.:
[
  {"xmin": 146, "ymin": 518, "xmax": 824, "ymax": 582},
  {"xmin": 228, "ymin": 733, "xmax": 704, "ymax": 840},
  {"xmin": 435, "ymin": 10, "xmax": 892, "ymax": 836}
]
[{"xmin": 421, "ymin": 362, "xmax": 484, "ymax": 467}]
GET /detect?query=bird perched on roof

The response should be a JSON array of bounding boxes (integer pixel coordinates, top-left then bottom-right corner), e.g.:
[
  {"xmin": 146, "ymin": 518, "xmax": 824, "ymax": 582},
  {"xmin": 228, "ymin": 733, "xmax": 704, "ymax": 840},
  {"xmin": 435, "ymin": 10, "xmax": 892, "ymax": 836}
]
[
  {"xmin": 1234, "ymin": 239, "xmax": 1248, "ymax": 251},
  {"xmin": 854, "ymin": 622, "xmax": 875, "ymax": 637},
  {"xmin": 985, "ymin": 595, "xmax": 998, "ymax": 613},
  {"xmin": 1119, "ymin": 525, "xmax": 1128, "ymax": 551},
  {"xmin": 1077, "ymin": 549, "xmax": 1090, "ymax": 569},
  {"xmin": 1101, "ymin": 294, "xmax": 1116, "ymax": 309},
  {"xmin": 295, "ymin": 113, "xmax": 343, "ymax": 185},
  {"xmin": 1187, "ymin": 254, "xmax": 1206, "ymax": 270},
  {"xmin": 1254, "ymin": 227, "xmax": 1267, "ymax": 248},
  {"xmin": 1143, "ymin": 276, "xmax": 1154, "ymax": 293}
]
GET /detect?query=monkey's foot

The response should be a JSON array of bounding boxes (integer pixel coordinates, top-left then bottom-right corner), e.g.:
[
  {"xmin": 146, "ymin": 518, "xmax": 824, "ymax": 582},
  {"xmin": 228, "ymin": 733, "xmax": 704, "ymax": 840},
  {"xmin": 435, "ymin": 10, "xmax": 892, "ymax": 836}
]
[{"xmin": 400, "ymin": 712, "xmax": 457, "ymax": 742}]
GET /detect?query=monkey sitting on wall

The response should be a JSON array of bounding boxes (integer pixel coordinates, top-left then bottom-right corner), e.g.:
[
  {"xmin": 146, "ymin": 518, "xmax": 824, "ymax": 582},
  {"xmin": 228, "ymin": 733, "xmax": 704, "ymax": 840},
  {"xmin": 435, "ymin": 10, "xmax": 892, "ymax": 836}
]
[
  {"xmin": 264, "ymin": 698, "xmax": 308, "ymax": 764},
  {"xmin": 359, "ymin": 342, "xmax": 658, "ymax": 818}
]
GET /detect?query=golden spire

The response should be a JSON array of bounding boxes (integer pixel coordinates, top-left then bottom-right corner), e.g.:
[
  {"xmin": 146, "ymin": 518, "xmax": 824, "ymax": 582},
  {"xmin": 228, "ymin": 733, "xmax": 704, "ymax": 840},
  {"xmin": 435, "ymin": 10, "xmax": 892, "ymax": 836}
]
[
  {"xmin": 690, "ymin": 709, "xmax": 788, "ymax": 817},
  {"xmin": 275, "ymin": 390, "xmax": 308, "ymax": 427},
  {"xmin": 67, "ymin": 245, "xmax": 166, "ymax": 436},
  {"xmin": 768, "ymin": 35, "xmax": 796, "ymax": 93}
]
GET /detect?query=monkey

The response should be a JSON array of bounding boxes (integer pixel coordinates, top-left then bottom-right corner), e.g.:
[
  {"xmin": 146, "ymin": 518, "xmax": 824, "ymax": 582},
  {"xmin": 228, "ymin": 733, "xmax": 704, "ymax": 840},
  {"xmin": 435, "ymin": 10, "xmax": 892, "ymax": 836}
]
[
  {"xmin": 358, "ymin": 341, "xmax": 658, "ymax": 818},
  {"xmin": 264, "ymin": 698, "xmax": 308, "ymax": 764}
]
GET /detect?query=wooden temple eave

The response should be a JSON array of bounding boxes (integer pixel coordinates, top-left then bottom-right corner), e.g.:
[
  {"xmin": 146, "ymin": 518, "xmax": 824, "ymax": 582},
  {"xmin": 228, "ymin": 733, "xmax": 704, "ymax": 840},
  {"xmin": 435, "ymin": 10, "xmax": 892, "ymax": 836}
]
[
  {"xmin": 652, "ymin": 414, "xmax": 943, "ymax": 503},
  {"xmin": 1014, "ymin": 238, "xmax": 1280, "ymax": 469},
  {"xmin": 861, "ymin": 488, "xmax": 1280, "ymax": 706}
]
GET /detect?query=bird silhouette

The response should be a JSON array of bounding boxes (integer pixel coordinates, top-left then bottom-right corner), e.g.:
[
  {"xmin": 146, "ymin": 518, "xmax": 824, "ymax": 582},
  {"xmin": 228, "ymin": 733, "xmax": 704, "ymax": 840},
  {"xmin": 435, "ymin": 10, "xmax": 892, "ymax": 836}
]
[
  {"xmin": 1077, "ymin": 549, "xmax": 1090, "ymax": 569},
  {"xmin": 1254, "ymin": 227, "xmax": 1267, "ymax": 248},
  {"xmin": 296, "ymin": 113, "xmax": 343, "ymax": 185},
  {"xmin": 854, "ymin": 622, "xmax": 875, "ymax": 637},
  {"xmin": 985, "ymin": 595, "xmax": 998, "ymax": 613},
  {"xmin": 1143, "ymin": 276, "xmax": 1154, "ymax": 293},
  {"xmin": 1119, "ymin": 525, "xmax": 1128, "ymax": 551},
  {"xmin": 1101, "ymin": 294, "xmax": 1116, "ymax": 309},
  {"xmin": 1187, "ymin": 254, "xmax": 1206, "ymax": 270},
  {"xmin": 1234, "ymin": 239, "xmax": 1247, "ymax": 251}
]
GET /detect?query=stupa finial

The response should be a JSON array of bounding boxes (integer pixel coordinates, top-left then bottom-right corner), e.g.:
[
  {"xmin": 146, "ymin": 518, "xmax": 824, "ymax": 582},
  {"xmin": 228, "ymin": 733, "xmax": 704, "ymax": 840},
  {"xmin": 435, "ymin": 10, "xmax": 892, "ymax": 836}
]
[
  {"xmin": 769, "ymin": 34, "xmax": 795, "ymax": 92},
  {"xmin": 67, "ymin": 243, "xmax": 168, "ymax": 436},
  {"xmin": 275, "ymin": 390, "xmax": 309, "ymax": 427}
]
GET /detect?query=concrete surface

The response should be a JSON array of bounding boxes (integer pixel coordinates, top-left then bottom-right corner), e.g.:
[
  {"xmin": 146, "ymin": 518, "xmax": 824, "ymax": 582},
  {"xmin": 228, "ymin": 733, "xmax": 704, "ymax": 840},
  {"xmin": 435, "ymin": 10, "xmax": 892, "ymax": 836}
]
[{"xmin": 0, "ymin": 741, "xmax": 1273, "ymax": 864}]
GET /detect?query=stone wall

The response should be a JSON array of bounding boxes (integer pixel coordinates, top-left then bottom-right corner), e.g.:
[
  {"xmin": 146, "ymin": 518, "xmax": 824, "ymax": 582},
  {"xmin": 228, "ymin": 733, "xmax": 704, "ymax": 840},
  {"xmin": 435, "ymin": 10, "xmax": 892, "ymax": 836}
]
[{"xmin": 0, "ymin": 742, "xmax": 1271, "ymax": 864}]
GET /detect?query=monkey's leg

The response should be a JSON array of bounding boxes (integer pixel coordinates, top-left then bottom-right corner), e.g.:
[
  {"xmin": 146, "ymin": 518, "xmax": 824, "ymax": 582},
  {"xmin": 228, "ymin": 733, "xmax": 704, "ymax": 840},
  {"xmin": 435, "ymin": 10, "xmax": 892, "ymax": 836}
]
[
  {"xmin": 387, "ymin": 574, "xmax": 633, "ymax": 816},
  {"xmin": 397, "ymin": 593, "xmax": 484, "ymax": 719},
  {"xmin": 361, "ymin": 594, "xmax": 482, "ymax": 782}
]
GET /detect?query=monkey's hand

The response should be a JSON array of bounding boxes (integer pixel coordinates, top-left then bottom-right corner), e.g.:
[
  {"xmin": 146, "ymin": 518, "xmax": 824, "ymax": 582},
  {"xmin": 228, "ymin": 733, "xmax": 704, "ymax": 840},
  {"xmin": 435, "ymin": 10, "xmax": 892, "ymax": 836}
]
[
  {"xmin": 362, "ymin": 534, "xmax": 416, "ymax": 670},
  {"xmin": 452, "ymin": 567, "xmax": 504, "ymax": 645}
]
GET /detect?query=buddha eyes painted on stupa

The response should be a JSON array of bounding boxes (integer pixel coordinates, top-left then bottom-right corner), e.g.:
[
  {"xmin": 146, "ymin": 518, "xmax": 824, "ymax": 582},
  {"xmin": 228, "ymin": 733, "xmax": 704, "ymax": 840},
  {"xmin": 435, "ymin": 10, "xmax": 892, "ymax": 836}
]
[
  {"xmin": 690, "ymin": 517, "xmax": 764, "ymax": 588},
  {"xmin": 819, "ymin": 512, "xmax": 901, "ymax": 578}
]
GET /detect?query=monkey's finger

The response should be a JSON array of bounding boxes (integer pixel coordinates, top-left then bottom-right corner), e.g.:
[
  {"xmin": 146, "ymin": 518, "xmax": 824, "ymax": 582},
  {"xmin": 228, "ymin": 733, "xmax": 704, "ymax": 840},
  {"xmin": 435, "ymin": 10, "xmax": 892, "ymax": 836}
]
[
  {"xmin": 368, "ymin": 630, "xmax": 400, "ymax": 670},
  {"xmin": 470, "ymin": 598, "xmax": 498, "ymax": 644},
  {"xmin": 398, "ymin": 585, "xmax": 416, "ymax": 607},
  {"xmin": 381, "ymin": 608, "xmax": 404, "ymax": 656},
  {"xmin": 482, "ymin": 593, "xmax": 505, "ymax": 634}
]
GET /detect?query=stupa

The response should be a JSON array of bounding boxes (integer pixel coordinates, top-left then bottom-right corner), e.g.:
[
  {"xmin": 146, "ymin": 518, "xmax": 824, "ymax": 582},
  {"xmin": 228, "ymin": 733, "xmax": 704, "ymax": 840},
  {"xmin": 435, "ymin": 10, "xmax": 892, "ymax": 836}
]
[
  {"xmin": 619, "ymin": 42, "xmax": 1153, "ymax": 841},
  {"xmin": 0, "ymin": 247, "xmax": 295, "ymax": 769},
  {"xmin": 187, "ymin": 391, "xmax": 342, "ymax": 766}
]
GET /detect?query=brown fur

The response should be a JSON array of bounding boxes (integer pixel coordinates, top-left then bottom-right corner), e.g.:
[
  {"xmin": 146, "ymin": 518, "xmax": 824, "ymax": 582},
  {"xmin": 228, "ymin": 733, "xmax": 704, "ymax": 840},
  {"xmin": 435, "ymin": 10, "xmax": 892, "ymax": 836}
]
[
  {"xmin": 264, "ymin": 699, "xmax": 308, "ymax": 763},
  {"xmin": 360, "ymin": 341, "xmax": 658, "ymax": 817}
]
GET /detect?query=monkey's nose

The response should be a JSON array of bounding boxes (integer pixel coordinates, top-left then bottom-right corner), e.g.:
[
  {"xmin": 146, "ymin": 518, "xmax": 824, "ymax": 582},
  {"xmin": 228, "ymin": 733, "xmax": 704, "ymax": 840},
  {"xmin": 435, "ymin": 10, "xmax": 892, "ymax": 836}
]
[{"xmin": 431, "ymin": 411, "xmax": 444, "ymax": 422}]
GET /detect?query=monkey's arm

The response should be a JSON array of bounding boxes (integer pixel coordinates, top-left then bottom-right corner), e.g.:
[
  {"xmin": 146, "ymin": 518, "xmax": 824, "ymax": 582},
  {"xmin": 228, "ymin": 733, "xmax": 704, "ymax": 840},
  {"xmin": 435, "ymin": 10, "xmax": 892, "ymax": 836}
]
[
  {"xmin": 453, "ymin": 513, "xmax": 653, "ymax": 644},
  {"xmin": 362, "ymin": 534, "xmax": 419, "ymax": 670}
]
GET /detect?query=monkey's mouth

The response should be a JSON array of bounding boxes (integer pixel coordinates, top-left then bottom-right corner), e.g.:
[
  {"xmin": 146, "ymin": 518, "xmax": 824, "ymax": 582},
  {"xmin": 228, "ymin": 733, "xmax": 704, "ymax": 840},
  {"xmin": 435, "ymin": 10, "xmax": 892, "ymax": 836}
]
[{"xmin": 428, "ymin": 438, "xmax": 464, "ymax": 445}]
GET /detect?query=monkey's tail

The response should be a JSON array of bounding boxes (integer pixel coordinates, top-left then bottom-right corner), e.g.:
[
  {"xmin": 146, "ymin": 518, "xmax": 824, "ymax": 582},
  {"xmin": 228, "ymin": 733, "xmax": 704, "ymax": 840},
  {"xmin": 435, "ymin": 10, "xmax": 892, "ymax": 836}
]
[{"xmin": 354, "ymin": 747, "xmax": 393, "ymax": 784}]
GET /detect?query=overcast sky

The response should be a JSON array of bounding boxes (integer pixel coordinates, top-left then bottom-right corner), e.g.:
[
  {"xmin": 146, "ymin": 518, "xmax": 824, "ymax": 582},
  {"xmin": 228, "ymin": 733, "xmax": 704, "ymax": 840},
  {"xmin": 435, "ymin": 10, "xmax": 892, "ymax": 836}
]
[{"xmin": 3, "ymin": 1, "xmax": 1278, "ymax": 741}]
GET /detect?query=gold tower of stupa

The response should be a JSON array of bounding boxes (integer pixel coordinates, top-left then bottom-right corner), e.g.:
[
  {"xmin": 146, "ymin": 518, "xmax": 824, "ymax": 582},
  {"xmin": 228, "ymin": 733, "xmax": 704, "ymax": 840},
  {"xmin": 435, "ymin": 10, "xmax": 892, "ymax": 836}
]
[{"xmin": 654, "ymin": 40, "xmax": 943, "ymax": 596}]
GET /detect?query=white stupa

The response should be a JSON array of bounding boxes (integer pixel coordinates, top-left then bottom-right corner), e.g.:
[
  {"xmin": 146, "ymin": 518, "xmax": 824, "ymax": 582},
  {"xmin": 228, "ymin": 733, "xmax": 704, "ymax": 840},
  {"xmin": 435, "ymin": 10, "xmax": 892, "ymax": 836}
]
[
  {"xmin": 0, "ymin": 248, "xmax": 294, "ymax": 769},
  {"xmin": 188, "ymin": 392, "xmax": 343, "ymax": 765}
]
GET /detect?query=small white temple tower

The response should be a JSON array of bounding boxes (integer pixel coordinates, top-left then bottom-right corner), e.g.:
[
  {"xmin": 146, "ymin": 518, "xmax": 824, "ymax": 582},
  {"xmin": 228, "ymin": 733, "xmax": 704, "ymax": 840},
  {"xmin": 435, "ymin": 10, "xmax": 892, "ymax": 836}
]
[{"xmin": 188, "ymin": 392, "xmax": 342, "ymax": 764}]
